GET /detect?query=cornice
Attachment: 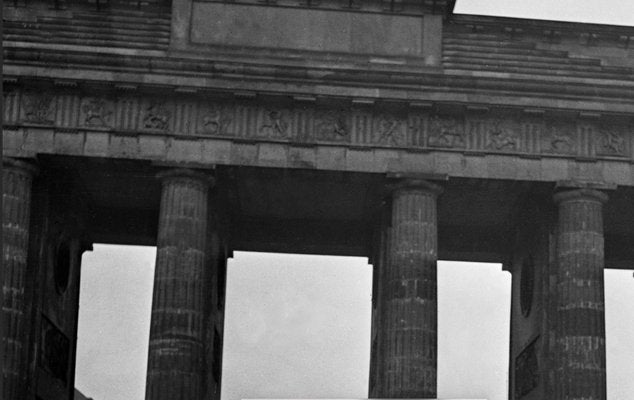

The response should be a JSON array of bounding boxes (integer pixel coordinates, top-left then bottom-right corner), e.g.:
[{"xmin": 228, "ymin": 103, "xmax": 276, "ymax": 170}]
[{"xmin": 4, "ymin": 47, "xmax": 634, "ymax": 114}]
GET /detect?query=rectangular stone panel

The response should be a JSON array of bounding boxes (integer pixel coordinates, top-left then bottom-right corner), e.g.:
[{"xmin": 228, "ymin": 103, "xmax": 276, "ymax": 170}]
[{"xmin": 190, "ymin": 2, "xmax": 423, "ymax": 57}]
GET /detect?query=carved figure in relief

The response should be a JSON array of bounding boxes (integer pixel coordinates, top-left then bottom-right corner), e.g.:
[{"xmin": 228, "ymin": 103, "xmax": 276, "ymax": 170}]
[
  {"xmin": 551, "ymin": 134, "xmax": 572, "ymax": 153},
  {"xmin": 259, "ymin": 110, "xmax": 288, "ymax": 138},
  {"xmin": 315, "ymin": 110, "xmax": 348, "ymax": 141},
  {"xmin": 548, "ymin": 125, "xmax": 574, "ymax": 153},
  {"xmin": 82, "ymin": 98, "xmax": 112, "ymax": 127},
  {"xmin": 23, "ymin": 94, "xmax": 55, "ymax": 123},
  {"xmin": 488, "ymin": 120, "xmax": 518, "ymax": 150},
  {"xmin": 428, "ymin": 115, "xmax": 465, "ymax": 148},
  {"xmin": 599, "ymin": 128, "xmax": 625, "ymax": 155},
  {"xmin": 143, "ymin": 102, "xmax": 170, "ymax": 131},
  {"xmin": 201, "ymin": 105, "xmax": 232, "ymax": 135},
  {"xmin": 374, "ymin": 115, "xmax": 405, "ymax": 146}
]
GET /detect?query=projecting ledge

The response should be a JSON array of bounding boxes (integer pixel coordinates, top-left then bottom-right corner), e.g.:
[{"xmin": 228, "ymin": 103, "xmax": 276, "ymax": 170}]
[{"xmin": 5, "ymin": 131, "xmax": 633, "ymax": 188}]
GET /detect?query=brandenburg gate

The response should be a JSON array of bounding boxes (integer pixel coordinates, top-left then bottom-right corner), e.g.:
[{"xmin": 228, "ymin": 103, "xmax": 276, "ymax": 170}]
[{"xmin": 3, "ymin": 0, "xmax": 634, "ymax": 399}]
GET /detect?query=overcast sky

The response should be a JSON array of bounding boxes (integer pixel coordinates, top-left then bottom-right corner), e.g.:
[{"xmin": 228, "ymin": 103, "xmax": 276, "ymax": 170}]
[
  {"xmin": 76, "ymin": 249, "xmax": 634, "ymax": 400},
  {"xmin": 77, "ymin": 247, "xmax": 515, "ymax": 400},
  {"xmin": 74, "ymin": 2, "xmax": 634, "ymax": 400},
  {"xmin": 454, "ymin": 0, "xmax": 634, "ymax": 25}
]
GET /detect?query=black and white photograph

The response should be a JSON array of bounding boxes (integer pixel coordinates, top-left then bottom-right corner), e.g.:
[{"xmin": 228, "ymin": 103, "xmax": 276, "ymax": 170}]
[{"xmin": 2, "ymin": 1, "xmax": 634, "ymax": 400}]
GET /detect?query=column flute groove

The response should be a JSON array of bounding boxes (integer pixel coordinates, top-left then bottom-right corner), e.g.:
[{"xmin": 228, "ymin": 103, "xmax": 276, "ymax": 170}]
[
  {"xmin": 382, "ymin": 179, "xmax": 442, "ymax": 398},
  {"xmin": 2, "ymin": 158, "xmax": 37, "ymax": 400},
  {"xmin": 146, "ymin": 169, "xmax": 213, "ymax": 400},
  {"xmin": 553, "ymin": 188, "xmax": 607, "ymax": 400}
]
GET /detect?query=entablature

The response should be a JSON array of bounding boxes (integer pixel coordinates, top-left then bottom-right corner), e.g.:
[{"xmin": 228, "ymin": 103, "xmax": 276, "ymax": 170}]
[
  {"xmin": 5, "ymin": 56, "xmax": 634, "ymax": 117},
  {"xmin": 4, "ymin": 81, "xmax": 634, "ymax": 187}
]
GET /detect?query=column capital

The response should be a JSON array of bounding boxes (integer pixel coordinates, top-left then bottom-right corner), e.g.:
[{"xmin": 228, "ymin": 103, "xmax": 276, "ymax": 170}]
[
  {"xmin": 388, "ymin": 178, "xmax": 443, "ymax": 198},
  {"xmin": 3, "ymin": 157, "xmax": 38, "ymax": 176},
  {"xmin": 553, "ymin": 188, "xmax": 608, "ymax": 205},
  {"xmin": 156, "ymin": 168, "xmax": 215, "ymax": 188}
]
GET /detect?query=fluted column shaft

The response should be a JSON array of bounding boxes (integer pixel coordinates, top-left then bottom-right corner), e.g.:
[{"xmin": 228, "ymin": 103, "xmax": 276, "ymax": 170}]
[
  {"xmin": 553, "ymin": 188, "xmax": 607, "ymax": 400},
  {"xmin": 384, "ymin": 180, "xmax": 441, "ymax": 398},
  {"xmin": 2, "ymin": 158, "xmax": 36, "ymax": 400},
  {"xmin": 146, "ymin": 169, "xmax": 211, "ymax": 400}
]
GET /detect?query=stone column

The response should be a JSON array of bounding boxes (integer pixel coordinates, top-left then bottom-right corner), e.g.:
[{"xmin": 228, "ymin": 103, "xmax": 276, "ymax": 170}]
[
  {"xmin": 146, "ymin": 169, "xmax": 212, "ymax": 400},
  {"xmin": 553, "ymin": 188, "xmax": 607, "ymax": 400},
  {"xmin": 384, "ymin": 179, "xmax": 442, "ymax": 398},
  {"xmin": 369, "ymin": 211, "xmax": 391, "ymax": 397},
  {"xmin": 2, "ymin": 158, "xmax": 37, "ymax": 400}
]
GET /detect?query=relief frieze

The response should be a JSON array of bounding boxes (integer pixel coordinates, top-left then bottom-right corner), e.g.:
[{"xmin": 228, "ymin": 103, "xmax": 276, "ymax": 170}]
[
  {"xmin": 142, "ymin": 101, "xmax": 171, "ymax": 131},
  {"xmin": 597, "ymin": 124, "xmax": 626, "ymax": 156},
  {"xmin": 7, "ymin": 87, "xmax": 634, "ymax": 163},
  {"xmin": 259, "ymin": 109, "xmax": 290, "ymax": 138},
  {"xmin": 314, "ymin": 109, "xmax": 348, "ymax": 142},
  {"xmin": 428, "ymin": 115, "xmax": 465, "ymax": 148},
  {"xmin": 373, "ymin": 114, "xmax": 405, "ymax": 146},
  {"xmin": 199, "ymin": 103, "xmax": 233, "ymax": 136},
  {"xmin": 22, "ymin": 92, "xmax": 56, "ymax": 124},
  {"xmin": 80, "ymin": 97, "xmax": 114, "ymax": 128},
  {"xmin": 487, "ymin": 119, "xmax": 520, "ymax": 151},
  {"xmin": 543, "ymin": 120, "xmax": 575, "ymax": 154}
]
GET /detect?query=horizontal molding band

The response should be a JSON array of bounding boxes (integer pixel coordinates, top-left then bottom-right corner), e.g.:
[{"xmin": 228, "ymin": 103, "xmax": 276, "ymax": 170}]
[{"xmin": 3, "ymin": 87, "xmax": 633, "ymax": 159}]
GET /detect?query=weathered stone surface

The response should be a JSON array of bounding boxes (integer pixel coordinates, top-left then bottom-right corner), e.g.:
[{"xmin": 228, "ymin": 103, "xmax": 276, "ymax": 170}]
[
  {"xmin": 553, "ymin": 188, "xmax": 608, "ymax": 400},
  {"xmin": 2, "ymin": 158, "xmax": 36, "ymax": 400},
  {"xmin": 4, "ymin": 2, "xmax": 634, "ymax": 400},
  {"xmin": 4, "ymin": 87, "xmax": 633, "ymax": 160},
  {"xmin": 190, "ymin": 3, "xmax": 425, "ymax": 57},
  {"xmin": 369, "ymin": 210, "xmax": 391, "ymax": 398},
  {"xmin": 3, "ymin": 7, "xmax": 170, "ymax": 51},
  {"xmin": 5, "ymin": 86, "xmax": 634, "ymax": 189},
  {"xmin": 146, "ymin": 169, "xmax": 212, "ymax": 400},
  {"xmin": 382, "ymin": 179, "xmax": 442, "ymax": 398}
]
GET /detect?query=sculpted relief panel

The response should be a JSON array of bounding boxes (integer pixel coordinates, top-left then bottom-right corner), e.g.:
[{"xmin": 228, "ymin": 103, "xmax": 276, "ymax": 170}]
[
  {"xmin": 597, "ymin": 124, "xmax": 627, "ymax": 156},
  {"xmin": 543, "ymin": 120, "xmax": 576, "ymax": 155},
  {"xmin": 314, "ymin": 109, "xmax": 349, "ymax": 142},
  {"xmin": 80, "ymin": 97, "xmax": 114, "ymax": 128},
  {"xmin": 428, "ymin": 115, "xmax": 465, "ymax": 148},
  {"xmin": 198, "ymin": 103, "xmax": 233, "ymax": 136},
  {"xmin": 4, "ymin": 87, "xmax": 633, "ymax": 162},
  {"xmin": 373, "ymin": 114, "xmax": 406, "ymax": 146},
  {"xmin": 142, "ymin": 101, "xmax": 172, "ymax": 132},
  {"xmin": 258, "ymin": 109, "xmax": 291, "ymax": 139},
  {"xmin": 22, "ymin": 92, "xmax": 56, "ymax": 124},
  {"xmin": 487, "ymin": 119, "xmax": 520, "ymax": 152}
]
